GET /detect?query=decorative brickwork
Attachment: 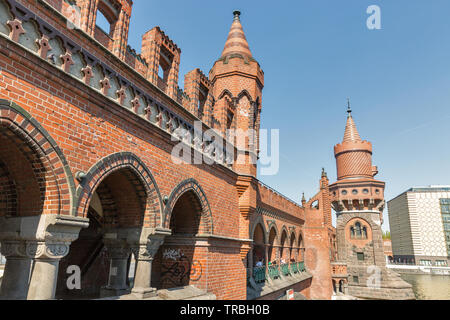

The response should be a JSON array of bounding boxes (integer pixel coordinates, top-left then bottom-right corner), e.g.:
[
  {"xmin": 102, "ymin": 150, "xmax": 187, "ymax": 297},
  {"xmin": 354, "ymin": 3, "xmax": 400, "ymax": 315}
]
[
  {"xmin": 0, "ymin": 0, "xmax": 335, "ymax": 300},
  {"xmin": 330, "ymin": 108, "xmax": 415, "ymax": 300},
  {"xmin": 0, "ymin": 100, "xmax": 74, "ymax": 217},
  {"xmin": 75, "ymin": 152, "xmax": 163, "ymax": 227},
  {"xmin": 164, "ymin": 178, "xmax": 213, "ymax": 234}
]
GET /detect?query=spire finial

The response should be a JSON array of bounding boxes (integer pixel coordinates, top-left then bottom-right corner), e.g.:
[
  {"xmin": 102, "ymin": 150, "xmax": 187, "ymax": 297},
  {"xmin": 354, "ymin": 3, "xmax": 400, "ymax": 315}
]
[
  {"xmin": 347, "ymin": 98, "xmax": 352, "ymax": 117},
  {"xmin": 221, "ymin": 10, "xmax": 252, "ymax": 59},
  {"xmin": 322, "ymin": 167, "xmax": 327, "ymax": 178},
  {"xmin": 302, "ymin": 192, "xmax": 306, "ymax": 202}
]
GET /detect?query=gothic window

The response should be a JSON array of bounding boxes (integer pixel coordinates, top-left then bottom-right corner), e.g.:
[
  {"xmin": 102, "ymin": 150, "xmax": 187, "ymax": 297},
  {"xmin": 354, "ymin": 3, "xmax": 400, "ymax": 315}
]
[
  {"xmin": 227, "ymin": 110, "xmax": 234, "ymax": 130},
  {"xmin": 96, "ymin": 9, "xmax": 111, "ymax": 35},
  {"xmin": 350, "ymin": 222, "xmax": 368, "ymax": 240},
  {"xmin": 355, "ymin": 222, "xmax": 362, "ymax": 238}
]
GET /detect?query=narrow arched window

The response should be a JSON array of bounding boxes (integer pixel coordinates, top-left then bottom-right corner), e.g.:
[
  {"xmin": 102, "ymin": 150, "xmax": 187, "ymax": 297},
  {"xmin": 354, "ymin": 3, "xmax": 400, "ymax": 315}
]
[{"xmin": 355, "ymin": 222, "xmax": 362, "ymax": 239}]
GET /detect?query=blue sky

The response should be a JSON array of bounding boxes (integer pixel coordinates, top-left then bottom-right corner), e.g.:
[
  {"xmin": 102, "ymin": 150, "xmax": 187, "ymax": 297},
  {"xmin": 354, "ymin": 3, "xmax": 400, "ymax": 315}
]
[{"xmin": 125, "ymin": 1, "xmax": 450, "ymax": 231}]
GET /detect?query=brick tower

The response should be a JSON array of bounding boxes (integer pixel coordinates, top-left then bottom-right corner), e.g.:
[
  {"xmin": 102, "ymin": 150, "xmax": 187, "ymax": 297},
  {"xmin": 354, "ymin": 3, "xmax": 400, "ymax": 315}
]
[
  {"xmin": 329, "ymin": 103, "xmax": 415, "ymax": 300},
  {"xmin": 209, "ymin": 10, "xmax": 264, "ymax": 177}
]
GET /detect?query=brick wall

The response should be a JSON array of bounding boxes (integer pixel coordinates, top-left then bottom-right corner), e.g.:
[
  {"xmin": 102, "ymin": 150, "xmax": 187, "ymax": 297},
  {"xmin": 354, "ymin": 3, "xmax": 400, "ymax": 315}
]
[{"xmin": 0, "ymin": 0, "xmax": 334, "ymax": 300}]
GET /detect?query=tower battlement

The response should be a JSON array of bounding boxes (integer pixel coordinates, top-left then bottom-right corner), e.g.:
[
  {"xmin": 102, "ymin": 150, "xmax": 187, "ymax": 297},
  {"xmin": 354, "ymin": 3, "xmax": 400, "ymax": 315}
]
[{"xmin": 334, "ymin": 140, "xmax": 373, "ymax": 156}]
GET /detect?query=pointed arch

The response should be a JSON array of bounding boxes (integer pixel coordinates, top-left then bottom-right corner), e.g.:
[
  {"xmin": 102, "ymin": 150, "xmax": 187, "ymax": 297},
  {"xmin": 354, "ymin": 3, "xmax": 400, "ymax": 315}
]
[
  {"xmin": 280, "ymin": 226, "xmax": 289, "ymax": 243},
  {"xmin": 164, "ymin": 178, "xmax": 213, "ymax": 234},
  {"xmin": 250, "ymin": 214, "xmax": 267, "ymax": 243},
  {"xmin": 266, "ymin": 220, "xmax": 279, "ymax": 244},
  {"xmin": 297, "ymin": 231, "xmax": 304, "ymax": 248},
  {"xmin": 290, "ymin": 230, "xmax": 297, "ymax": 247},
  {"xmin": 75, "ymin": 152, "xmax": 163, "ymax": 226},
  {"xmin": 0, "ymin": 99, "xmax": 75, "ymax": 216},
  {"xmin": 237, "ymin": 89, "xmax": 254, "ymax": 103},
  {"xmin": 217, "ymin": 89, "xmax": 233, "ymax": 101}
]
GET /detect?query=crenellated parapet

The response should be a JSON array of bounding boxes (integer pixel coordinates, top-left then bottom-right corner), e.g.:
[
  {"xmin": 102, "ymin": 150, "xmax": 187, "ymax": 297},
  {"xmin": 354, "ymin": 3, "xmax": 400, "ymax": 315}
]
[
  {"xmin": 184, "ymin": 68, "xmax": 214, "ymax": 123},
  {"xmin": 141, "ymin": 26, "xmax": 181, "ymax": 100},
  {"xmin": 0, "ymin": 0, "xmax": 237, "ymax": 171}
]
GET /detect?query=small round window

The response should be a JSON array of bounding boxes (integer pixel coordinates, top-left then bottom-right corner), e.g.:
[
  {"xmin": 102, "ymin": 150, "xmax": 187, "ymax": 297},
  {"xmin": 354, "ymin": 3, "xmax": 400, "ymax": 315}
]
[
  {"xmin": 342, "ymin": 190, "xmax": 348, "ymax": 195},
  {"xmin": 352, "ymin": 189, "xmax": 358, "ymax": 195},
  {"xmin": 363, "ymin": 189, "xmax": 369, "ymax": 194},
  {"xmin": 375, "ymin": 189, "xmax": 380, "ymax": 194}
]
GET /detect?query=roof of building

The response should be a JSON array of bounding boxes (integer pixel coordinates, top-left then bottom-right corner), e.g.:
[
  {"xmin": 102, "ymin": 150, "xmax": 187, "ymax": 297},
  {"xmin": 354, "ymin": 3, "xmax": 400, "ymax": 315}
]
[
  {"xmin": 220, "ymin": 11, "xmax": 253, "ymax": 59},
  {"xmin": 343, "ymin": 103, "xmax": 362, "ymax": 143},
  {"xmin": 388, "ymin": 185, "xmax": 450, "ymax": 203},
  {"xmin": 406, "ymin": 186, "xmax": 450, "ymax": 193}
]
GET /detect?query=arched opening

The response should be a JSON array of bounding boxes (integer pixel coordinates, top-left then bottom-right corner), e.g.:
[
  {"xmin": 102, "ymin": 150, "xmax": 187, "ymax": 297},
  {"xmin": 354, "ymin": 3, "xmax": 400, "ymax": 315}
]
[
  {"xmin": 0, "ymin": 106, "xmax": 75, "ymax": 300},
  {"xmin": 0, "ymin": 124, "xmax": 48, "ymax": 297},
  {"xmin": 298, "ymin": 234, "xmax": 305, "ymax": 262},
  {"xmin": 280, "ymin": 229, "xmax": 288, "ymax": 264},
  {"xmin": 268, "ymin": 227, "xmax": 278, "ymax": 264},
  {"xmin": 289, "ymin": 233, "xmax": 296, "ymax": 263},
  {"xmin": 252, "ymin": 223, "xmax": 265, "ymax": 267},
  {"xmin": 349, "ymin": 220, "xmax": 369, "ymax": 240},
  {"xmin": 152, "ymin": 188, "xmax": 205, "ymax": 290},
  {"xmin": 339, "ymin": 280, "xmax": 344, "ymax": 294},
  {"xmin": 0, "ymin": 123, "xmax": 54, "ymax": 218},
  {"xmin": 169, "ymin": 191, "xmax": 201, "ymax": 236},
  {"xmin": 56, "ymin": 168, "xmax": 147, "ymax": 299}
]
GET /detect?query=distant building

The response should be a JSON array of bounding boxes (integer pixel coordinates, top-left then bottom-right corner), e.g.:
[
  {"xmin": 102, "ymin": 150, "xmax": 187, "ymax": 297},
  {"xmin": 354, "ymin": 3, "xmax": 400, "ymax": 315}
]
[
  {"xmin": 383, "ymin": 239, "xmax": 393, "ymax": 263},
  {"xmin": 388, "ymin": 186, "xmax": 450, "ymax": 267}
]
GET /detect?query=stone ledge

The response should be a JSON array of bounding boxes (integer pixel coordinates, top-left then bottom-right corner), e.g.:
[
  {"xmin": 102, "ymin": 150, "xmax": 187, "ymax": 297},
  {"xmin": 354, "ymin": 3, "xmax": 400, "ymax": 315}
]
[
  {"xmin": 247, "ymin": 272, "xmax": 312, "ymax": 300},
  {"xmin": 96, "ymin": 286, "xmax": 216, "ymax": 300}
]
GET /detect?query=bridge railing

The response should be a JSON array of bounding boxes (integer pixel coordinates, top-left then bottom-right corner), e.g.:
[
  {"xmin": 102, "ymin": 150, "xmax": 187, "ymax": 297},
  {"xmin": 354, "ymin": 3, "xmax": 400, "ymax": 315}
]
[{"xmin": 247, "ymin": 261, "xmax": 307, "ymax": 284}]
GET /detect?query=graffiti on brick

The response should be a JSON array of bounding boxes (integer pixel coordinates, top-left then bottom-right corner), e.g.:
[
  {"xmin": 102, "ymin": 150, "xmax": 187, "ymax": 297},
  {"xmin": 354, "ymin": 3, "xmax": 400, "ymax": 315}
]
[
  {"xmin": 162, "ymin": 248, "xmax": 182, "ymax": 261},
  {"xmin": 161, "ymin": 249, "xmax": 202, "ymax": 287}
]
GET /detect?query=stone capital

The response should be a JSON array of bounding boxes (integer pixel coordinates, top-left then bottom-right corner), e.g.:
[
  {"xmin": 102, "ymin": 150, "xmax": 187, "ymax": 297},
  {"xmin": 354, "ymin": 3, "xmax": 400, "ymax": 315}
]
[
  {"xmin": 26, "ymin": 241, "xmax": 70, "ymax": 260},
  {"xmin": 132, "ymin": 237, "xmax": 164, "ymax": 261},
  {"xmin": 104, "ymin": 244, "xmax": 131, "ymax": 260},
  {"xmin": 0, "ymin": 240, "xmax": 27, "ymax": 258}
]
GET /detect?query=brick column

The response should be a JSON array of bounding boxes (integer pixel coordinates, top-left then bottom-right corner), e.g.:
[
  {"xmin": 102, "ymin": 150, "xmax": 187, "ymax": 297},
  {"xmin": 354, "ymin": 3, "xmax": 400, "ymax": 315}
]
[
  {"xmin": 78, "ymin": 0, "xmax": 98, "ymax": 35},
  {"xmin": 111, "ymin": 9, "xmax": 131, "ymax": 60},
  {"xmin": 167, "ymin": 54, "xmax": 180, "ymax": 100}
]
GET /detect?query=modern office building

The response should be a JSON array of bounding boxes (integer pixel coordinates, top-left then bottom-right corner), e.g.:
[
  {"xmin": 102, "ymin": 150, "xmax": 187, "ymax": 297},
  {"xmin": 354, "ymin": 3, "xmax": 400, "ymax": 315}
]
[{"xmin": 388, "ymin": 186, "xmax": 450, "ymax": 266}]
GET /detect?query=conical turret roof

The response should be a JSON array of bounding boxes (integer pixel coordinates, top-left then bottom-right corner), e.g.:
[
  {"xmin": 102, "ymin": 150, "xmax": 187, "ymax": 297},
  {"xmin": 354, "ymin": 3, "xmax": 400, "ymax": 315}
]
[
  {"xmin": 221, "ymin": 11, "xmax": 253, "ymax": 59},
  {"xmin": 343, "ymin": 103, "xmax": 362, "ymax": 142}
]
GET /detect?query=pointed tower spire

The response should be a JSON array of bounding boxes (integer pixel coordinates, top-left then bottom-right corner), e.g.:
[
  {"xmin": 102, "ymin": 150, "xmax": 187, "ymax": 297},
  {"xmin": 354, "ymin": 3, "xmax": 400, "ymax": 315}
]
[
  {"xmin": 221, "ymin": 11, "xmax": 253, "ymax": 59},
  {"xmin": 343, "ymin": 99, "xmax": 362, "ymax": 142}
]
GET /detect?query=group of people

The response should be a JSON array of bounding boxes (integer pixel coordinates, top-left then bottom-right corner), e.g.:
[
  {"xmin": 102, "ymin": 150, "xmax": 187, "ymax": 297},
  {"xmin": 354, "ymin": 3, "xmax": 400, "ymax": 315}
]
[{"xmin": 255, "ymin": 257, "xmax": 297, "ymax": 267}]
